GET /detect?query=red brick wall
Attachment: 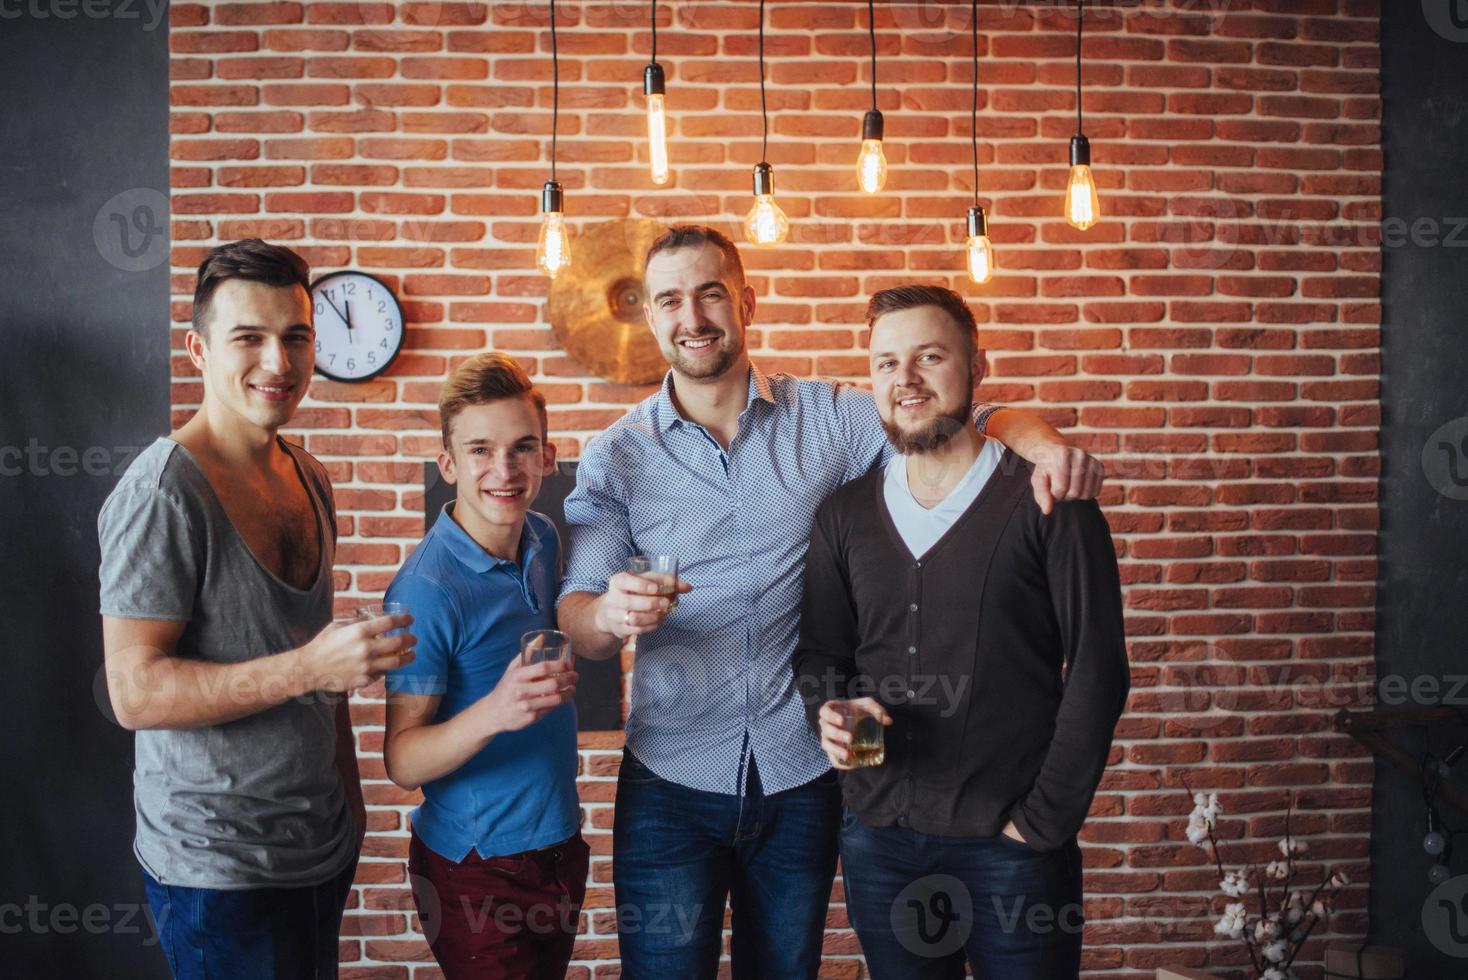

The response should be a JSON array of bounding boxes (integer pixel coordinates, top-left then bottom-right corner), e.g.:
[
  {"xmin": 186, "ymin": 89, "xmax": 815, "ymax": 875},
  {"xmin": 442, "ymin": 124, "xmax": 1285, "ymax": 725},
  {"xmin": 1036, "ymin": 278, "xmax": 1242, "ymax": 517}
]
[{"xmin": 168, "ymin": 1, "xmax": 1382, "ymax": 976}]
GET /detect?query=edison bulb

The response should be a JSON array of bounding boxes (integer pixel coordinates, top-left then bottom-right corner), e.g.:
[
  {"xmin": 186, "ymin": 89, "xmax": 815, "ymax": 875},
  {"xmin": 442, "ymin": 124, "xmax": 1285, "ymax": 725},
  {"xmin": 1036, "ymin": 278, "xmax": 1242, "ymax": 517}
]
[
  {"xmin": 745, "ymin": 162, "xmax": 789, "ymax": 247},
  {"xmin": 964, "ymin": 205, "xmax": 993, "ymax": 285},
  {"xmin": 857, "ymin": 138, "xmax": 887, "ymax": 194},
  {"xmin": 745, "ymin": 195, "xmax": 789, "ymax": 247},
  {"xmin": 1065, "ymin": 164, "xmax": 1100, "ymax": 230},
  {"xmin": 536, "ymin": 179, "xmax": 572, "ymax": 279},
  {"xmin": 647, "ymin": 93, "xmax": 670, "ymax": 185},
  {"xmin": 966, "ymin": 233, "xmax": 994, "ymax": 285},
  {"xmin": 536, "ymin": 211, "xmax": 571, "ymax": 278}
]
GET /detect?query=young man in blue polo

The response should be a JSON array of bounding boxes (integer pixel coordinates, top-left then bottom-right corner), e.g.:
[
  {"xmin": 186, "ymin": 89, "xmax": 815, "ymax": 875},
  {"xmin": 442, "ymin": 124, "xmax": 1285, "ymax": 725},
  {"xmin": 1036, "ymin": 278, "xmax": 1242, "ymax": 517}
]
[{"xmin": 382, "ymin": 352, "xmax": 584, "ymax": 979}]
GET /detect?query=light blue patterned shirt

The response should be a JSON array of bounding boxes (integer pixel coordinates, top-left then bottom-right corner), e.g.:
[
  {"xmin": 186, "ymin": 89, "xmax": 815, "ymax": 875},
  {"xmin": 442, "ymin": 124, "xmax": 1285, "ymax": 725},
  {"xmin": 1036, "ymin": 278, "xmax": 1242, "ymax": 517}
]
[{"xmin": 559, "ymin": 365, "xmax": 994, "ymax": 795}]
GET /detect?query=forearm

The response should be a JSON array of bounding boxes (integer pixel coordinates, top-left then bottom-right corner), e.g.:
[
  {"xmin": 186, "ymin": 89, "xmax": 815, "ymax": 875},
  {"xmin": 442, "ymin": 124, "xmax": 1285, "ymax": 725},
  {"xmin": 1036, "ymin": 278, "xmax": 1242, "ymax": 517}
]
[
  {"xmin": 110, "ymin": 646, "xmax": 315, "ymax": 730},
  {"xmin": 556, "ymin": 592, "xmax": 622, "ymax": 661},
  {"xmin": 984, "ymin": 407, "xmax": 1067, "ymax": 462},
  {"xmin": 384, "ymin": 703, "xmax": 497, "ymax": 791}
]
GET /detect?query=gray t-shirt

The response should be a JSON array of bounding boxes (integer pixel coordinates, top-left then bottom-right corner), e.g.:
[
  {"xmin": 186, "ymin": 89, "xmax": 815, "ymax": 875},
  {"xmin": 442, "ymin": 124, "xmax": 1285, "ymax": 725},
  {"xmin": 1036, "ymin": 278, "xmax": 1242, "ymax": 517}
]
[{"xmin": 98, "ymin": 437, "xmax": 354, "ymax": 889}]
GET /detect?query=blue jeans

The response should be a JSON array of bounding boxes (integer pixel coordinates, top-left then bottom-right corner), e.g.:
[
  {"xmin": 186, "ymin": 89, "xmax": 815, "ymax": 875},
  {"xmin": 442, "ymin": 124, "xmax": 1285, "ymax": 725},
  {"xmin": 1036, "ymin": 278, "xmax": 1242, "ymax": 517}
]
[
  {"xmin": 839, "ymin": 809, "xmax": 1084, "ymax": 980},
  {"xmin": 142, "ymin": 858, "xmax": 357, "ymax": 980},
  {"xmin": 612, "ymin": 750, "xmax": 841, "ymax": 979}
]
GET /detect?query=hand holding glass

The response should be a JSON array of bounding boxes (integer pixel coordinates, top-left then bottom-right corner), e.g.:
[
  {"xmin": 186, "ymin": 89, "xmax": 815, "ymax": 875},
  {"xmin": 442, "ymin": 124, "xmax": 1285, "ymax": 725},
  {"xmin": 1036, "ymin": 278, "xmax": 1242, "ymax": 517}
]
[{"xmin": 622, "ymin": 555, "xmax": 680, "ymax": 654}]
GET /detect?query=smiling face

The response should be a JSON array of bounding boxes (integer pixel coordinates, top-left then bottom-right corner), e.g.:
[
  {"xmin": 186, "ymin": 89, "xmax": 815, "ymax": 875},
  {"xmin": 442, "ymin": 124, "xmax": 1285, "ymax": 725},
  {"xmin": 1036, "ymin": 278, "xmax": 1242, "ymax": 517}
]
[
  {"xmin": 869, "ymin": 305, "xmax": 986, "ymax": 455},
  {"xmin": 438, "ymin": 396, "xmax": 556, "ymax": 545},
  {"xmin": 187, "ymin": 278, "xmax": 315, "ymax": 435},
  {"xmin": 642, "ymin": 241, "xmax": 754, "ymax": 381}
]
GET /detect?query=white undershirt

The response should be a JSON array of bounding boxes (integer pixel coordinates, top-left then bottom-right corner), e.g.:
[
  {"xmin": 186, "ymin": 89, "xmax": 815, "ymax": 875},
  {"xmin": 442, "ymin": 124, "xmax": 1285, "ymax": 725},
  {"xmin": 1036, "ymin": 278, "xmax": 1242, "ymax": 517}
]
[{"xmin": 883, "ymin": 436, "xmax": 1003, "ymax": 560}]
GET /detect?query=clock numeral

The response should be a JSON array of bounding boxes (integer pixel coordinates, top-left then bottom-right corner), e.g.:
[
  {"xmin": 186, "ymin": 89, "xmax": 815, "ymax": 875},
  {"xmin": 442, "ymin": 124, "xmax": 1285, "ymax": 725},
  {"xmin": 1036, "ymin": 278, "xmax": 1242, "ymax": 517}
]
[
  {"xmin": 344, "ymin": 281, "xmax": 356, "ymax": 295},
  {"xmin": 377, "ymin": 301, "xmax": 387, "ymax": 314},
  {"xmin": 379, "ymin": 338, "xmax": 390, "ymax": 349},
  {"xmin": 315, "ymin": 339, "xmax": 322, "ymax": 352},
  {"xmin": 366, "ymin": 352, "xmax": 377, "ymax": 366},
  {"xmin": 328, "ymin": 353, "xmax": 336, "ymax": 365}
]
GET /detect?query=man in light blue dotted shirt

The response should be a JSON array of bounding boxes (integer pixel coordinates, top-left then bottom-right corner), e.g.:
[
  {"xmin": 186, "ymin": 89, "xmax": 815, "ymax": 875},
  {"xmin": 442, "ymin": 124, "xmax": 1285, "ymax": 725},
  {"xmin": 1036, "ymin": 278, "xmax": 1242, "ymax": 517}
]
[{"xmin": 556, "ymin": 225, "xmax": 1104, "ymax": 979}]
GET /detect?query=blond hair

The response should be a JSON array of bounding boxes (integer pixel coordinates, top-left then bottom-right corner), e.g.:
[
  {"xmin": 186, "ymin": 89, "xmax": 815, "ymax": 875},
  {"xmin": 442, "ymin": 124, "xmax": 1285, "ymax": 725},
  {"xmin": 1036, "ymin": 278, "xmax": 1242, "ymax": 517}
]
[{"xmin": 438, "ymin": 352, "xmax": 547, "ymax": 447}]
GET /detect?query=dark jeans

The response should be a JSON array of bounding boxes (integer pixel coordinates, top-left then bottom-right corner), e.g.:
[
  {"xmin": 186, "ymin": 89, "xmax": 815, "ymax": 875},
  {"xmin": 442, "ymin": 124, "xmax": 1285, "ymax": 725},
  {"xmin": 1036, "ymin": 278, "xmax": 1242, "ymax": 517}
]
[
  {"xmin": 839, "ymin": 809, "xmax": 1084, "ymax": 980},
  {"xmin": 142, "ymin": 858, "xmax": 356, "ymax": 980},
  {"xmin": 612, "ymin": 750, "xmax": 842, "ymax": 979},
  {"xmin": 408, "ymin": 828, "xmax": 590, "ymax": 980}
]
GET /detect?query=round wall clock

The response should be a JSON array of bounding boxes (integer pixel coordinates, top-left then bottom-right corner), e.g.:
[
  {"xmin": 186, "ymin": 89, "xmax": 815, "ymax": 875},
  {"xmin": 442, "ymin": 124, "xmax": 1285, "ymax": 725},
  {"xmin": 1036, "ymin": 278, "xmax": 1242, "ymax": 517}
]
[{"xmin": 310, "ymin": 270, "xmax": 405, "ymax": 382}]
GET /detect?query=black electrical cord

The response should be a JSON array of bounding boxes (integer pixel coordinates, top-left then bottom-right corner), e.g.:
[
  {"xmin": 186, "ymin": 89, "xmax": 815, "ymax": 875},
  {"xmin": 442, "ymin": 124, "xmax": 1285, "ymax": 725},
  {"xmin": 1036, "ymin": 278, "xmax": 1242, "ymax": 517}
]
[
  {"xmin": 549, "ymin": 0, "xmax": 559, "ymax": 182},
  {"xmin": 759, "ymin": 0, "xmax": 768, "ymax": 163},
  {"xmin": 970, "ymin": 0, "xmax": 979, "ymax": 206},
  {"xmin": 650, "ymin": 0, "xmax": 657, "ymax": 66},
  {"xmin": 868, "ymin": 0, "xmax": 877, "ymax": 111},
  {"xmin": 1075, "ymin": 0, "xmax": 1084, "ymax": 136}
]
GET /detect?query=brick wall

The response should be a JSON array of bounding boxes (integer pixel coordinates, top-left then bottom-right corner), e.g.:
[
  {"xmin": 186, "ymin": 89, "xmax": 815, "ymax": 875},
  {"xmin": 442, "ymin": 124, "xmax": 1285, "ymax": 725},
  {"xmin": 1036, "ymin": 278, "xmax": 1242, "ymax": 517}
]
[{"xmin": 167, "ymin": 1, "xmax": 1383, "ymax": 976}]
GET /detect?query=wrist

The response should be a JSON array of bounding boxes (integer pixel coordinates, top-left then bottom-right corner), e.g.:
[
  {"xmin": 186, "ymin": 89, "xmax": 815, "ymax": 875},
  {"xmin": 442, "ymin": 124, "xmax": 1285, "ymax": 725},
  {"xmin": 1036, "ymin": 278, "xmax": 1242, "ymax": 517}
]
[{"xmin": 283, "ymin": 645, "xmax": 318, "ymax": 698}]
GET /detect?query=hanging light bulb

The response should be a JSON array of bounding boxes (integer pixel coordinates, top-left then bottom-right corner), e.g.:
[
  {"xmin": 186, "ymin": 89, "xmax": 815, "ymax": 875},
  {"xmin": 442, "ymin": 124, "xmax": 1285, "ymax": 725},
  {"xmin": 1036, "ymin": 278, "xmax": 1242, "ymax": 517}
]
[
  {"xmin": 1064, "ymin": 0, "xmax": 1100, "ymax": 230},
  {"xmin": 536, "ymin": 1, "xmax": 570, "ymax": 279},
  {"xmin": 645, "ymin": 63, "xmax": 670, "ymax": 185},
  {"xmin": 745, "ymin": 162, "xmax": 789, "ymax": 247},
  {"xmin": 1065, "ymin": 134, "xmax": 1099, "ymax": 230},
  {"xmin": 857, "ymin": 109, "xmax": 888, "ymax": 195},
  {"xmin": 965, "ymin": 205, "xmax": 993, "ymax": 285},
  {"xmin": 536, "ymin": 179, "xmax": 572, "ymax": 279}
]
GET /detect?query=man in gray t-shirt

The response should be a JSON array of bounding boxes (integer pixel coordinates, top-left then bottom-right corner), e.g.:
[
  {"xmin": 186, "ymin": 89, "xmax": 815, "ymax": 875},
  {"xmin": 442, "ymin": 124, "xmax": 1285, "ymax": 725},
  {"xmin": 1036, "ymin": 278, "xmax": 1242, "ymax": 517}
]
[{"xmin": 97, "ymin": 239, "xmax": 415, "ymax": 980}]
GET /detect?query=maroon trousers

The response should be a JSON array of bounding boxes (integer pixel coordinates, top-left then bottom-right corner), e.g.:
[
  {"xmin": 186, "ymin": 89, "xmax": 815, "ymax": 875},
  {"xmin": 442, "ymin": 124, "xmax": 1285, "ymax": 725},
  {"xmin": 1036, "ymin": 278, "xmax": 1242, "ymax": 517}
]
[{"xmin": 408, "ymin": 829, "xmax": 590, "ymax": 980}]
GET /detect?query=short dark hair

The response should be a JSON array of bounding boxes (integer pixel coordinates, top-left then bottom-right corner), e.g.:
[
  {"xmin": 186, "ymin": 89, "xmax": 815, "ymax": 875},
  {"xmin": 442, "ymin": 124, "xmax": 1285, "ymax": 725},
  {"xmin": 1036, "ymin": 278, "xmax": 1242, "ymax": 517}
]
[
  {"xmin": 865, "ymin": 284, "xmax": 980, "ymax": 355},
  {"xmin": 643, "ymin": 224, "xmax": 746, "ymax": 287},
  {"xmin": 191, "ymin": 238, "xmax": 311, "ymax": 339},
  {"xmin": 439, "ymin": 352, "xmax": 548, "ymax": 447}
]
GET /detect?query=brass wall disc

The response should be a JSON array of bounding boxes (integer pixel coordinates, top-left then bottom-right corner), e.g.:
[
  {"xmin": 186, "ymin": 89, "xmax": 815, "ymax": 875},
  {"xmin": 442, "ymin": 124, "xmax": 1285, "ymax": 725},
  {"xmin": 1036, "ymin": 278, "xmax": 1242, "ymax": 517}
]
[{"xmin": 547, "ymin": 218, "xmax": 670, "ymax": 385}]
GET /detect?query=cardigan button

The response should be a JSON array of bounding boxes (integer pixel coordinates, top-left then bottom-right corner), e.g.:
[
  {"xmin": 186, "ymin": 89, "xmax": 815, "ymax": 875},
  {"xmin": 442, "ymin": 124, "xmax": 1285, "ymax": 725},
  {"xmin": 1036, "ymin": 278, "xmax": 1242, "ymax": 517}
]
[{"xmin": 909, "ymin": 602, "xmax": 918, "ymax": 612}]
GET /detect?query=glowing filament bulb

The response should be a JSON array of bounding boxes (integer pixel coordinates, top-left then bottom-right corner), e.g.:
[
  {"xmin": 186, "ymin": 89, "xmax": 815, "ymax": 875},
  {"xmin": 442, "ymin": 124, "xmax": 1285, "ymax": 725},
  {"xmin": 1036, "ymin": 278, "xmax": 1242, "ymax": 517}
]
[
  {"xmin": 965, "ymin": 205, "xmax": 994, "ymax": 285},
  {"xmin": 744, "ymin": 163, "xmax": 789, "ymax": 247},
  {"xmin": 645, "ymin": 64, "xmax": 669, "ymax": 186},
  {"xmin": 857, "ymin": 139, "xmax": 888, "ymax": 195},
  {"xmin": 536, "ymin": 181, "xmax": 572, "ymax": 279},
  {"xmin": 1065, "ymin": 135, "xmax": 1100, "ymax": 231},
  {"xmin": 856, "ymin": 111, "xmax": 887, "ymax": 195}
]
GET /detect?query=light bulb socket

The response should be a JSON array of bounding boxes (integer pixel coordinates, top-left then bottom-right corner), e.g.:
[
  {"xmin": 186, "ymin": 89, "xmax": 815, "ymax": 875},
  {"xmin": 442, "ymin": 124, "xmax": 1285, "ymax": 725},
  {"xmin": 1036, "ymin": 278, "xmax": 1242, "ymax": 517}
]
[
  {"xmin": 966, "ymin": 205, "xmax": 988, "ymax": 239},
  {"xmin": 752, "ymin": 161, "xmax": 774, "ymax": 197},
  {"xmin": 541, "ymin": 179, "xmax": 564, "ymax": 214},
  {"xmin": 1069, "ymin": 134, "xmax": 1091, "ymax": 168},
  {"xmin": 644, "ymin": 62, "xmax": 666, "ymax": 97},
  {"xmin": 862, "ymin": 109, "xmax": 884, "ymax": 142}
]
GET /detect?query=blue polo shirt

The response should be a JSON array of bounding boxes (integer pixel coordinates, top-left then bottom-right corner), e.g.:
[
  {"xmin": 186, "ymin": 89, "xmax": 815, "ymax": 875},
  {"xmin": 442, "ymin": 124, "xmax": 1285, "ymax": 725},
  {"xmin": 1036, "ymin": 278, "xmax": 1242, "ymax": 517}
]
[{"xmin": 385, "ymin": 503, "xmax": 579, "ymax": 862}]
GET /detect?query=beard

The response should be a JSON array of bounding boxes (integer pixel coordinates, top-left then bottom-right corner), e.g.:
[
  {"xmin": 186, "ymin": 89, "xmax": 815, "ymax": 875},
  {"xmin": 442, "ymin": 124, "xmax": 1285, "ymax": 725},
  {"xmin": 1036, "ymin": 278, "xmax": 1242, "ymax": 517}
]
[
  {"xmin": 667, "ymin": 333, "xmax": 741, "ymax": 380},
  {"xmin": 881, "ymin": 399, "xmax": 973, "ymax": 455}
]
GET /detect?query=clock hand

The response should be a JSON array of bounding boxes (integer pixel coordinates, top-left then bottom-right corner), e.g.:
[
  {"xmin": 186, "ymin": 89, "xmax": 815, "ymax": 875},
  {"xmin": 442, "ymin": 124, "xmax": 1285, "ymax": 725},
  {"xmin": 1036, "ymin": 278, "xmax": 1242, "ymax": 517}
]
[
  {"xmin": 320, "ymin": 293, "xmax": 349, "ymax": 327},
  {"xmin": 345, "ymin": 299, "xmax": 353, "ymax": 343}
]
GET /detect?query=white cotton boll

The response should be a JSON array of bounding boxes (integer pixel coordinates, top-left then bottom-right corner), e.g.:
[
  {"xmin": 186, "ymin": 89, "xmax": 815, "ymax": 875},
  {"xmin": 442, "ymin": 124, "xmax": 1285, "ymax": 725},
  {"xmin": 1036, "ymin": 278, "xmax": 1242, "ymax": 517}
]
[
  {"xmin": 1329, "ymin": 871, "xmax": 1349, "ymax": 888},
  {"xmin": 1187, "ymin": 822, "xmax": 1209, "ymax": 845},
  {"xmin": 1263, "ymin": 939, "xmax": 1287, "ymax": 963},
  {"xmin": 1254, "ymin": 917, "xmax": 1280, "ymax": 943},
  {"xmin": 1312, "ymin": 900, "xmax": 1326, "ymax": 917},
  {"xmin": 1263, "ymin": 969, "xmax": 1286, "ymax": 980},
  {"xmin": 1220, "ymin": 872, "xmax": 1249, "ymax": 897}
]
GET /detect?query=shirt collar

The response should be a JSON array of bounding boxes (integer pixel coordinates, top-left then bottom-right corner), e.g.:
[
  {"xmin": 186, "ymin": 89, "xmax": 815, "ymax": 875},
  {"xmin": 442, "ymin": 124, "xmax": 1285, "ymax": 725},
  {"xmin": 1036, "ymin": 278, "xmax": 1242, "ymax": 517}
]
[
  {"xmin": 654, "ymin": 364, "xmax": 775, "ymax": 434},
  {"xmin": 434, "ymin": 502, "xmax": 542, "ymax": 575}
]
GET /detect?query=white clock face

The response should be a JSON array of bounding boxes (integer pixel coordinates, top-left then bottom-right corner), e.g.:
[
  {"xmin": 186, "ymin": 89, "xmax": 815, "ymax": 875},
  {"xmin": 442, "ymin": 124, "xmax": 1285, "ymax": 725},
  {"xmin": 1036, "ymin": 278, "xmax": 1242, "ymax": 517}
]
[{"xmin": 310, "ymin": 271, "xmax": 404, "ymax": 382}]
